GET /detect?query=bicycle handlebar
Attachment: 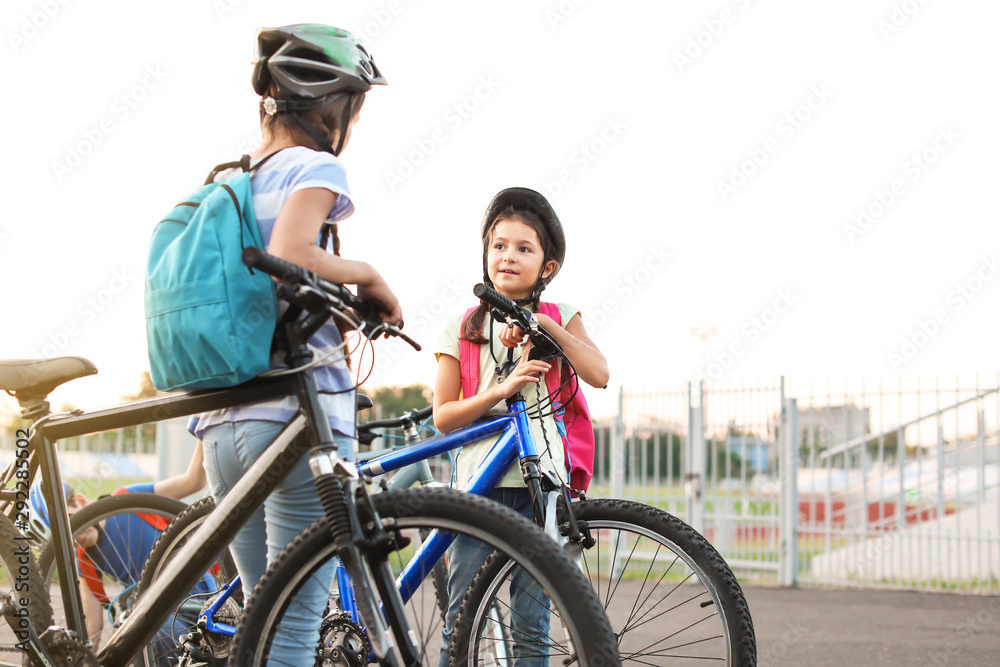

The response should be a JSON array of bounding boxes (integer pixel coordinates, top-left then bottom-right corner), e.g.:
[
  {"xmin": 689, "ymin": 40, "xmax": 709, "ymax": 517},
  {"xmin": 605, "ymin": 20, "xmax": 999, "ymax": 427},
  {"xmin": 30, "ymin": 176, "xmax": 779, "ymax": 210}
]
[
  {"xmin": 242, "ymin": 247, "xmax": 421, "ymax": 351},
  {"xmin": 359, "ymin": 405, "xmax": 434, "ymax": 432},
  {"xmin": 473, "ymin": 283, "xmax": 561, "ymax": 363},
  {"xmin": 243, "ymin": 246, "xmax": 353, "ymax": 301}
]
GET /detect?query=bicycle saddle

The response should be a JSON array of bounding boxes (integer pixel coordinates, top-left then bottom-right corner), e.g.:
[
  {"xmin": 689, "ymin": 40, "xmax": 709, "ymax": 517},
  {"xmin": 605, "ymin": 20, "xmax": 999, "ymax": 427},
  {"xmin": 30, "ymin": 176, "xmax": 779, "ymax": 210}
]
[{"xmin": 0, "ymin": 357, "xmax": 98, "ymax": 400}]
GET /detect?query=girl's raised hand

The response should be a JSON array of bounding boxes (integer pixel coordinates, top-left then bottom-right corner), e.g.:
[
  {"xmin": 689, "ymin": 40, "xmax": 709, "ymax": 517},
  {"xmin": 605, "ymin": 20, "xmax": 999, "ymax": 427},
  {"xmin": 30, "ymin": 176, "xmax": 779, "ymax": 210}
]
[
  {"xmin": 496, "ymin": 343, "xmax": 550, "ymax": 399},
  {"xmin": 498, "ymin": 321, "xmax": 526, "ymax": 348}
]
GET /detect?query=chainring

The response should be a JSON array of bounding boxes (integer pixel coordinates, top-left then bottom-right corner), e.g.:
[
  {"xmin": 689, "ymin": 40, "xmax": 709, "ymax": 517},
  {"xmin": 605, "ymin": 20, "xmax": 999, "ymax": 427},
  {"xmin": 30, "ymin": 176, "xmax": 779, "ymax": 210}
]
[{"xmin": 317, "ymin": 610, "xmax": 368, "ymax": 667}]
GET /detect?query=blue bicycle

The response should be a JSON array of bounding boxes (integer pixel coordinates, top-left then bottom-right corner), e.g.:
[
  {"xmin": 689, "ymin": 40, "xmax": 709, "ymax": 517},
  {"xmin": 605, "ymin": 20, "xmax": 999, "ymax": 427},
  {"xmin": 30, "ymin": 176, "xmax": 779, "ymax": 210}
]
[{"xmin": 143, "ymin": 282, "xmax": 756, "ymax": 665}]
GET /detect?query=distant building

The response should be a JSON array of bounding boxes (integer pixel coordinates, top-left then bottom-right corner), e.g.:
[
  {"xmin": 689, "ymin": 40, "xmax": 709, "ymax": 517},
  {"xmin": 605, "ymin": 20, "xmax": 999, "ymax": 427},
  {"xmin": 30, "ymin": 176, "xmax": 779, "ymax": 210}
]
[
  {"xmin": 724, "ymin": 434, "xmax": 771, "ymax": 472},
  {"xmin": 798, "ymin": 404, "xmax": 870, "ymax": 451}
]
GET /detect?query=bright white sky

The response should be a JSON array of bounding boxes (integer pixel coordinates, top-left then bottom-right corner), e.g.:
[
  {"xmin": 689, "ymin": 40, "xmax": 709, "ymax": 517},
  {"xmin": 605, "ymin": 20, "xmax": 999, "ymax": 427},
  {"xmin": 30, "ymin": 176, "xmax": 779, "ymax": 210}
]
[{"xmin": 2, "ymin": 0, "xmax": 999, "ymax": 421}]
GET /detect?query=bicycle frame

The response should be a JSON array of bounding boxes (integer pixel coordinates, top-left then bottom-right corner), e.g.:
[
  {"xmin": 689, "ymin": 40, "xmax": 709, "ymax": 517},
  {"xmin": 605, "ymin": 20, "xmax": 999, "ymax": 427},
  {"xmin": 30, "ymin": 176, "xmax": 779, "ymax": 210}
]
[
  {"xmin": 20, "ymin": 366, "xmax": 373, "ymax": 665},
  {"xmin": 357, "ymin": 397, "xmax": 549, "ymax": 602},
  {"xmin": 190, "ymin": 396, "xmax": 544, "ymax": 642}
]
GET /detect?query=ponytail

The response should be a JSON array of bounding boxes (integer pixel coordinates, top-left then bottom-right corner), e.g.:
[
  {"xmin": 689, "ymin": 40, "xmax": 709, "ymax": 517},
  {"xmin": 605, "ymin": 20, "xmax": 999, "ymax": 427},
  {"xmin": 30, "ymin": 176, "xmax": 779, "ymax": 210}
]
[{"xmin": 460, "ymin": 302, "xmax": 490, "ymax": 345}]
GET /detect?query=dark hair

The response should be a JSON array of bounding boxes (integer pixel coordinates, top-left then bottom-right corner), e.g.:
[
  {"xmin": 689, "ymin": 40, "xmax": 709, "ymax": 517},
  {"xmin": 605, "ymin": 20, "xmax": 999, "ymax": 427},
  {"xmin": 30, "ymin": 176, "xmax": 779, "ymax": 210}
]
[
  {"xmin": 260, "ymin": 88, "xmax": 365, "ymax": 147},
  {"xmin": 460, "ymin": 206, "xmax": 560, "ymax": 344}
]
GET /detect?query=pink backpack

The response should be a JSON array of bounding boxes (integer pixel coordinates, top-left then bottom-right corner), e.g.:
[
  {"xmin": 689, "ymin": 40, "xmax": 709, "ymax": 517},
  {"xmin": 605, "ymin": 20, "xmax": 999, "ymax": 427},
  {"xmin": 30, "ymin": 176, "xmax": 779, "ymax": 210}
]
[{"xmin": 459, "ymin": 302, "xmax": 595, "ymax": 493}]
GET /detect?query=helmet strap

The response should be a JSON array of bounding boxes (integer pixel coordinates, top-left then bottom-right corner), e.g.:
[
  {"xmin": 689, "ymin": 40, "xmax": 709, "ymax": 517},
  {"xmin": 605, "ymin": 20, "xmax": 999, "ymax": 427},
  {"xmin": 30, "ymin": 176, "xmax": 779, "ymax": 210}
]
[{"xmin": 332, "ymin": 103, "xmax": 353, "ymax": 157}]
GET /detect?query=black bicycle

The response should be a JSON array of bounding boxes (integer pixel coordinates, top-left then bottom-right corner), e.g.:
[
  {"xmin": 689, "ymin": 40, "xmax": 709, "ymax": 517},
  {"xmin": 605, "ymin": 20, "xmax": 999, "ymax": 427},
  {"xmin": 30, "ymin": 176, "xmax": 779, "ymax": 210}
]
[
  {"xmin": 137, "ymin": 282, "xmax": 757, "ymax": 666},
  {"xmin": 0, "ymin": 248, "xmax": 621, "ymax": 666}
]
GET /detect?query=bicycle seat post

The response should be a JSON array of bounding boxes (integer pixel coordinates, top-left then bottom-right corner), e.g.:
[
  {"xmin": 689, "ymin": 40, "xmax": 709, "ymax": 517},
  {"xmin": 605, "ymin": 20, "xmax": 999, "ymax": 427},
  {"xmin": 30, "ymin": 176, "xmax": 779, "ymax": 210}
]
[{"xmin": 17, "ymin": 404, "xmax": 88, "ymax": 642}]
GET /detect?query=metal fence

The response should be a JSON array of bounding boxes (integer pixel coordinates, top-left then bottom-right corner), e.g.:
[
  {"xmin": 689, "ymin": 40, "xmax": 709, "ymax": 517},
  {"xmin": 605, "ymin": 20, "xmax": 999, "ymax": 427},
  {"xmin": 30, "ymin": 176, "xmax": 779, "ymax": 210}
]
[{"xmin": 595, "ymin": 374, "xmax": 1000, "ymax": 594}]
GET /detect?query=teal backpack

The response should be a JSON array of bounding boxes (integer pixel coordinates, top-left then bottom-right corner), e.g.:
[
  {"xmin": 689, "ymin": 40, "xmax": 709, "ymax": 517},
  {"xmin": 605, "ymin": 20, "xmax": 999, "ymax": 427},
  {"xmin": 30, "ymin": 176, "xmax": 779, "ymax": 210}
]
[{"xmin": 145, "ymin": 154, "xmax": 279, "ymax": 392}]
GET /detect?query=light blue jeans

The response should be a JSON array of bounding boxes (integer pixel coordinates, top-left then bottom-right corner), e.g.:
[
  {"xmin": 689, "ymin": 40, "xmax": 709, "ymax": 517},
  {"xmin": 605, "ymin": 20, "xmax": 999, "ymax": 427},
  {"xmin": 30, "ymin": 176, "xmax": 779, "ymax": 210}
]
[
  {"xmin": 438, "ymin": 487, "xmax": 551, "ymax": 667},
  {"xmin": 202, "ymin": 420, "xmax": 355, "ymax": 666}
]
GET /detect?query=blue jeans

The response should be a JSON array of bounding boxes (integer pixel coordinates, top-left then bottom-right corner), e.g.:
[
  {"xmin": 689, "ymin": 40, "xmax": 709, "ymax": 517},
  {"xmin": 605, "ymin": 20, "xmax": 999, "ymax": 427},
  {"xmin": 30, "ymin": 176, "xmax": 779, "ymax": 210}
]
[
  {"xmin": 202, "ymin": 420, "xmax": 354, "ymax": 666},
  {"xmin": 438, "ymin": 487, "xmax": 551, "ymax": 667}
]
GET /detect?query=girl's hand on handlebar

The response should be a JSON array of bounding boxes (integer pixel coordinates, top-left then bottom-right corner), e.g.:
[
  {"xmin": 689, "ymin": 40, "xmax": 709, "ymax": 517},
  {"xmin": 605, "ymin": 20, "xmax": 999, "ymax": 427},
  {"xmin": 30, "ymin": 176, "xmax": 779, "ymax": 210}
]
[
  {"xmin": 358, "ymin": 276, "xmax": 403, "ymax": 326},
  {"xmin": 496, "ymin": 347, "xmax": 551, "ymax": 399},
  {"xmin": 498, "ymin": 320, "xmax": 526, "ymax": 348}
]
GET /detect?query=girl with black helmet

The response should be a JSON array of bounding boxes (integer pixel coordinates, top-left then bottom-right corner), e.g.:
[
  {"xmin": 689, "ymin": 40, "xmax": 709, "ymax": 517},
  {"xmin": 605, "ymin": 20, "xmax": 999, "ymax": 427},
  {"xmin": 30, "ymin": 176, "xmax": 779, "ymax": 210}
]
[
  {"xmin": 193, "ymin": 24, "xmax": 400, "ymax": 666},
  {"xmin": 431, "ymin": 187, "xmax": 609, "ymax": 665}
]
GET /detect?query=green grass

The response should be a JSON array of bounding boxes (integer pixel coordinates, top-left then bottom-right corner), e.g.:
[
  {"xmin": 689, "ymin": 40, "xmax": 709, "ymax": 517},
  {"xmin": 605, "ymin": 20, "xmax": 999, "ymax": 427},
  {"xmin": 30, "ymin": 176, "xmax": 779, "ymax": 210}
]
[{"xmin": 63, "ymin": 477, "xmax": 150, "ymax": 499}]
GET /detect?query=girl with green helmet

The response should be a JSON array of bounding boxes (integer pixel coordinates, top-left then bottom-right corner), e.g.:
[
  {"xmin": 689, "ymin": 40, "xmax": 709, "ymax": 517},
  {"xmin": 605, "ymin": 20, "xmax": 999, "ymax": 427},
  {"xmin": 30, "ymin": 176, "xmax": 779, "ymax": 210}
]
[{"xmin": 195, "ymin": 24, "xmax": 400, "ymax": 666}]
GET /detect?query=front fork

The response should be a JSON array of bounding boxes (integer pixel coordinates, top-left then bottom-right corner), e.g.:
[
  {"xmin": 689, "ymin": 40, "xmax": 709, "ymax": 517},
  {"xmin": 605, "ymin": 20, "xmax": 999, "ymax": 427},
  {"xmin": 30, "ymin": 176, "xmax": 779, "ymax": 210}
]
[{"xmin": 309, "ymin": 450, "xmax": 418, "ymax": 667}]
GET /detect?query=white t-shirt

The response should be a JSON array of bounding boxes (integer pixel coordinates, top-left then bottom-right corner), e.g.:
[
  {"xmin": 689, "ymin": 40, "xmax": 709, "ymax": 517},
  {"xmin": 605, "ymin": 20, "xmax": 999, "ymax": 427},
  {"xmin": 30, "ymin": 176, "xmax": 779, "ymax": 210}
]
[{"xmin": 434, "ymin": 303, "xmax": 580, "ymax": 488}]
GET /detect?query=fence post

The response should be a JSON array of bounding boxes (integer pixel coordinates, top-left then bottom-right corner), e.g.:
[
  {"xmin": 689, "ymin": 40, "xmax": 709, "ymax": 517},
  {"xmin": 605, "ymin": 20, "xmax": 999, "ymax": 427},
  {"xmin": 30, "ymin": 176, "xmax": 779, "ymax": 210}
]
[
  {"xmin": 687, "ymin": 382, "xmax": 705, "ymax": 536},
  {"xmin": 610, "ymin": 386, "xmax": 626, "ymax": 500},
  {"xmin": 780, "ymin": 397, "xmax": 799, "ymax": 587}
]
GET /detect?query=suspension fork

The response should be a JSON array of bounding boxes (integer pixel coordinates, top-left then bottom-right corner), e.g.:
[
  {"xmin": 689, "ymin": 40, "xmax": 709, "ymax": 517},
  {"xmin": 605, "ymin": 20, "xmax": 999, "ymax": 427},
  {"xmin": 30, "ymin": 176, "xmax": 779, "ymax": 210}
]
[{"xmin": 309, "ymin": 453, "xmax": 418, "ymax": 667}]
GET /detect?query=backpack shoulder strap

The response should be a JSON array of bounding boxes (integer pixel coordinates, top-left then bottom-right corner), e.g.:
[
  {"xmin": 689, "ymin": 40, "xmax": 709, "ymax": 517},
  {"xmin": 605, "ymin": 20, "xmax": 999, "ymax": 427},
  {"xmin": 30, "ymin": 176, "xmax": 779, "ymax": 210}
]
[
  {"xmin": 537, "ymin": 302, "xmax": 564, "ymax": 396},
  {"xmin": 458, "ymin": 307, "xmax": 480, "ymax": 399},
  {"xmin": 203, "ymin": 150, "xmax": 284, "ymax": 185}
]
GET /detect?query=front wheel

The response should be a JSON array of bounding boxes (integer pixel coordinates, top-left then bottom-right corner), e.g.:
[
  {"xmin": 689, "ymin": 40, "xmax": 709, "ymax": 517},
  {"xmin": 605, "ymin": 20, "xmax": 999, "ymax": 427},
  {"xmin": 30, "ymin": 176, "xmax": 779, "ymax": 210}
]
[
  {"xmin": 231, "ymin": 487, "xmax": 621, "ymax": 667},
  {"xmin": 456, "ymin": 498, "xmax": 757, "ymax": 666}
]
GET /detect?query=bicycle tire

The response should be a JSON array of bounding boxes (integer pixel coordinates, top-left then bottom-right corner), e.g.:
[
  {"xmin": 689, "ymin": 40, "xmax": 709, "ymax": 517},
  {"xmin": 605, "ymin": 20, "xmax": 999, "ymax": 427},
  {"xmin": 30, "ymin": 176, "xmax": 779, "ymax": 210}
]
[
  {"xmin": 231, "ymin": 487, "xmax": 621, "ymax": 667},
  {"xmin": 455, "ymin": 498, "xmax": 757, "ymax": 666},
  {"xmin": 0, "ymin": 513, "xmax": 53, "ymax": 665},
  {"xmin": 36, "ymin": 493, "xmax": 187, "ymax": 666},
  {"xmin": 134, "ymin": 496, "xmax": 239, "ymax": 665}
]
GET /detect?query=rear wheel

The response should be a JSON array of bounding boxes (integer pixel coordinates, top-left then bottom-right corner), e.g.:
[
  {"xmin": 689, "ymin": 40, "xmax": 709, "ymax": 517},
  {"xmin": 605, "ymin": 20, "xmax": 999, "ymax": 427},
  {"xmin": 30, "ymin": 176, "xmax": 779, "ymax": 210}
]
[
  {"xmin": 36, "ymin": 493, "xmax": 186, "ymax": 667},
  {"xmin": 457, "ymin": 498, "xmax": 757, "ymax": 665},
  {"xmin": 0, "ymin": 513, "xmax": 53, "ymax": 665},
  {"xmin": 135, "ymin": 496, "xmax": 239, "ymax": 665}
]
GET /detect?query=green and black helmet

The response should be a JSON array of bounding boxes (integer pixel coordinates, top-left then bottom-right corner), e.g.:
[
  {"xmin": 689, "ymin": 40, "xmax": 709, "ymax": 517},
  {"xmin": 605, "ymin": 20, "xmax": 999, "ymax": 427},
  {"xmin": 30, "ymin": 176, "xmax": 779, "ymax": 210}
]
[{"xmin": 251, "ymin": 24, "xmax": 387, "ymax": 155}]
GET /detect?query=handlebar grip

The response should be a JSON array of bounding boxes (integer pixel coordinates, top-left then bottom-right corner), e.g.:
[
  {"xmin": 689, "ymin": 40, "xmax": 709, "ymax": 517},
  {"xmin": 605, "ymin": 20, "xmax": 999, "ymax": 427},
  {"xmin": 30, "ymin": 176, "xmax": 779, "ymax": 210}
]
[
  {"xmin": 242, "ymin": 247, "xmax": 315, "ymax": 286},
  {"xmin": 473, "ymin": 283, "xmax": 518, "ymax": 314},
  {"xmin": 242, "ymin": 247, "xmax": 354, "ymax": 302}
]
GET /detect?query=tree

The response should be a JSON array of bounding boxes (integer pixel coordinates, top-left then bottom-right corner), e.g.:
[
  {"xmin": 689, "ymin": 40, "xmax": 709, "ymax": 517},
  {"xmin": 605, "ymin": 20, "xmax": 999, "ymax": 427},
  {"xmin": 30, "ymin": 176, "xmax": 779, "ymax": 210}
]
[
  {"xmin": 368, "ymin": 384, "xmax": 433, "ymax": 418},
  {"xmin": 121, "ymin": 371, "xmax": 162, "ymax": 402}
]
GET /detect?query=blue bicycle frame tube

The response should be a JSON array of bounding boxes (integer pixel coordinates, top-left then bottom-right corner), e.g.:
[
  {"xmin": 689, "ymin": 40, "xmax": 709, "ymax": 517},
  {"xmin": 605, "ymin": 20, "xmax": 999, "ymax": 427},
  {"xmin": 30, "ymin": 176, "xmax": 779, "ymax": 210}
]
[
  {"xmin": 336, "ymin": 564, "xmax": 358, "ymax": 620},
  {"xmin": 373, "ymin": 399, "xmax": 541, "ymax": 603},
  {"xmin": 202, "ymin": 575, "xmax": 241, "ymax": 637}
]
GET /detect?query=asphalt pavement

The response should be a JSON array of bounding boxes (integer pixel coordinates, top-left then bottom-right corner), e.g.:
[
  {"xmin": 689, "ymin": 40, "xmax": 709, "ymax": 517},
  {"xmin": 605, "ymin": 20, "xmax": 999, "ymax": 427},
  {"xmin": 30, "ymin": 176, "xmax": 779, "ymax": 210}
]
[{"xmin": 744, "ymin": 585, "xmax": 1000, "ymax": 666}]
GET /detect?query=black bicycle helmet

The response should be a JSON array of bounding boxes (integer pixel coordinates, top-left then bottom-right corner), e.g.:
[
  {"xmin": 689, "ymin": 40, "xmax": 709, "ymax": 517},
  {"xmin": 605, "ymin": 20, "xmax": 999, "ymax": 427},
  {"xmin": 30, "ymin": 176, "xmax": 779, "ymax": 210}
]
[
  {"xmin": 482, "ymin": 187, "xmax": 566, "ymax": 281},
  {"xmin": 251, "ymin": 24, "xmax": 387, "ymax": 155}
]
